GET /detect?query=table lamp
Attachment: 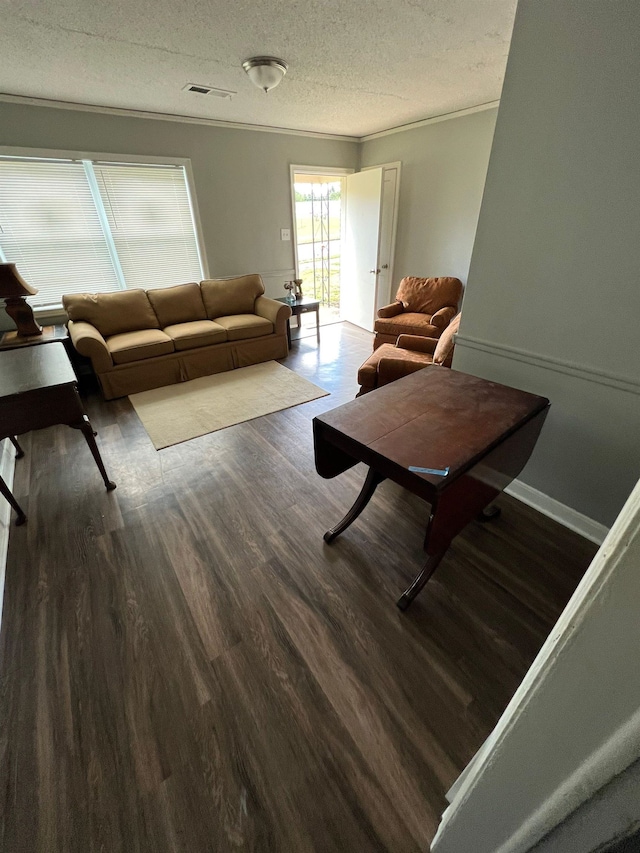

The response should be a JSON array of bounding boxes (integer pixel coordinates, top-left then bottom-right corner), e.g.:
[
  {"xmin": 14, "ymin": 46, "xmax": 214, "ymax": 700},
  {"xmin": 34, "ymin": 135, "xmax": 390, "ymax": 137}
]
[{"xmin": 0, "ymin": 263, "xmax": 42, "ymax": 337}]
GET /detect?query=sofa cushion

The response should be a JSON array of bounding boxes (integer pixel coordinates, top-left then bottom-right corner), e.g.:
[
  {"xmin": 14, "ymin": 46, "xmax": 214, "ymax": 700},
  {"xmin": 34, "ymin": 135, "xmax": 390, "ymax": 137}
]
[
  {"xmin": 63, "ymin": 289, "xmax": 159, "ymax": 337},
  {"xmin": 164, "ymin": 320, "xmax": 228, "ymax": 351},
  {"xmin": 147, "ymin": 283, "xmax": 206, "ymax": 327},
  {"xmin": 200, "ymin": 275, "xmax": 265, "ymax": 319},
  {"xmin": 107, "ymin": 329, "xmax": 174, "ymax": 365},
  {"xmin": 374, "ymin": 313, "xmax": 441, "ymax": 339},
  {"xmin": 214, "ymin": 314, "xmax": 273, "ymax": 341}
]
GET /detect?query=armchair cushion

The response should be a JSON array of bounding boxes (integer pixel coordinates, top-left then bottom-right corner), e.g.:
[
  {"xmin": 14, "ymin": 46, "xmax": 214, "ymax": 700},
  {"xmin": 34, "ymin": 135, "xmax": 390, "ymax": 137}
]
[
  {"xmin": 396, "ymin": 276, "xmax": 462, "ymax": 315},
  {"xmin": 373, "ymin": 313, "xmax": 441, "ymax": 340}
]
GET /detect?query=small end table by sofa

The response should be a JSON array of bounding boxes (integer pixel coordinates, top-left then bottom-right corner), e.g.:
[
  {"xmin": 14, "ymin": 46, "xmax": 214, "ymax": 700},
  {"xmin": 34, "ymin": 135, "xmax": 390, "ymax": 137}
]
[
  {"xmin": 0, "ymin": 323, "xmax": 69, "ymax": 350},
  {"xmin": 275, "ymin": 297, "xmax": 321, "ymax": 346},
  {"xmin": 0, "ymin": 343, "xmax": 116, "ymax": 524}
]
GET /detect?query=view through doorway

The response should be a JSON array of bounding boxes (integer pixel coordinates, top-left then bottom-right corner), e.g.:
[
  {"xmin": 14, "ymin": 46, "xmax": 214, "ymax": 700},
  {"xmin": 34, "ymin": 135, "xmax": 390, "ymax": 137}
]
[{"xmin": 291, "ymin": 169, "xmax": 349, "ymax": 333}]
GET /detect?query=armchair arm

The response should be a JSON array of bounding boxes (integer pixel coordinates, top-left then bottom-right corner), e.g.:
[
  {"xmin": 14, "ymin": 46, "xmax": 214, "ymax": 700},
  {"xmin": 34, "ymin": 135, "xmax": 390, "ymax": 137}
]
[
  {"xmin": 68, "ymin": 320, "xmax": 113, "ymax": 373},
  {"xmin": 396, "ymin": 334, "xmax": 438, "ymax": 355},
  {"xmin": 430, "ymin": 305, "xmax": 457, "ymax": 330},
  {"xmin": 254, "ymin": 295, "xmax": 292, "ymax": 336},
  {"xmin": 377, "ymin": 300, "xmax": 404, "ymax": 319},
  {"xmin": 377, "ymin": 357, "xmax": 431, "ymax": 387}
]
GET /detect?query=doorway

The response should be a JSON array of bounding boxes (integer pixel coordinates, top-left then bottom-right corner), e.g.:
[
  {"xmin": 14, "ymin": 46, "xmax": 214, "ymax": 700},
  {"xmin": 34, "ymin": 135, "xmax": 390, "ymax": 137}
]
[
  {"xmin": 290, "ymin": 163, "xmax": 400, "ymax": 337},
  {"xmin": 290, "ymin": 167, "xmax": 351, "ymax": 331}
]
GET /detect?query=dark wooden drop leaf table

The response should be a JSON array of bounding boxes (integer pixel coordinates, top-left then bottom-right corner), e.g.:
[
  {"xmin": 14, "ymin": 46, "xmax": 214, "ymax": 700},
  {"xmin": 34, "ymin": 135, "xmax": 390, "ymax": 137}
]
[
  {"xmin": 0, "ymin": 342, "xmax": 116, "ymax": 524},
  {"xmin": 313, "ymin": 368, "xmax": 550, "ymax": 610}
]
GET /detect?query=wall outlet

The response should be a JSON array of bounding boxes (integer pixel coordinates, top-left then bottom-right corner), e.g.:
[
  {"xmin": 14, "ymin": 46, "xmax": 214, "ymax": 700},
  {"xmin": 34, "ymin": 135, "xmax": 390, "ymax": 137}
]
[{"xmin": 280, "ymin": 228, "xmax": 291, "ymax": 241}]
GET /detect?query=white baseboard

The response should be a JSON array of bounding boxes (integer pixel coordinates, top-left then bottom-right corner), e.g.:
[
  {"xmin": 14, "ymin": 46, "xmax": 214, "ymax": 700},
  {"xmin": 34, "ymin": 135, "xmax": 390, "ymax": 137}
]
[
  {"xmin": 505, "ymin": 478, "xmax": 609, "ymax": 545},
  {"xmin": 0, "ymin": 438, "xmax": 17, "ymax": 633}
]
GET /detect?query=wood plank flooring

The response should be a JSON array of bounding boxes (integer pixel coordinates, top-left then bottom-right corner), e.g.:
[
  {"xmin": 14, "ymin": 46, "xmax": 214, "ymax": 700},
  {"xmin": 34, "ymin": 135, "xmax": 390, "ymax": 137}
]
[{"xmin": 0, "ymin": 322, "xmax": 598, "ymax": 852}]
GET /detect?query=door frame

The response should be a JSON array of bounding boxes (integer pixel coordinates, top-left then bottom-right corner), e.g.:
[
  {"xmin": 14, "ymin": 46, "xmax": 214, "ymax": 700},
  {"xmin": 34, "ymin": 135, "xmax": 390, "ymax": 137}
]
[
  {"xmin": 289, "ymin": 165, "xmax": 354, "ymax": 280},
  {"xmin": 361, "ymin": 161, "xmax": 401, "ymax": 307}
]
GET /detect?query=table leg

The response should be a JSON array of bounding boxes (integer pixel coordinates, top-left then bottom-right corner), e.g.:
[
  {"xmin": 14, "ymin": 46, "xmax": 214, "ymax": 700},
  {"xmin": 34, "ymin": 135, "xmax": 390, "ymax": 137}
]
[
  {"xmin": 397, "ymin": 549, "xmax": 447, "ymax": 611},
  {"xmin": 0, "ymin": 476, "xmax": 26, "ymax": 525},
  {"xmin": 77, "ymin": 415, "xmax": 117, "ymax": 491},
  {"xmin": 286, "ymin": 318, "xmax": 292, "ymax": 349},
  {"xmin": 477, "ymin": 504, "xmax": 501, "ymax": 522},
  {"xmin": 323, "ymin": 468, "xmax": 386, "ymax": 543},
  {"xmin": 316, "ymin": 307, "xmax": 320, "ymax": 344}
]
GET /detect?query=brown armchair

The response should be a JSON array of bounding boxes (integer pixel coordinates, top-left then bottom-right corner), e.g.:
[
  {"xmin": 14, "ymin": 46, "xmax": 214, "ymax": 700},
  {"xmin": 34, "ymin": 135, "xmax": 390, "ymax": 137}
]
[
  {"xmin": 357, "ymin": 312, "xmax": 461, "ymax": 395},
  {"xmin": 373, "ymin": 276, "xmax": 462, "ymax": 350}
]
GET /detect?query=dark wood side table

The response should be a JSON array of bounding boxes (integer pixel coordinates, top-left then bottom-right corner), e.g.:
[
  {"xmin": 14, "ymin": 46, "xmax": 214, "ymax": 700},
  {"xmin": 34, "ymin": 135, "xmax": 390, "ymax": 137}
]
[
  {"xmin": 275, "ymin": 297, "xmax": 321, "ymax": 346},
  {"xmin": 313, "ymin": 368, "xmax": 549, "ymax": 610},
  {"xmin": 0, "ymin": 324, "xmax": 69, "ymax": 350},
  {"xmin": 0, "ymin": 343, "xmax": 116, "ymax": 524}
]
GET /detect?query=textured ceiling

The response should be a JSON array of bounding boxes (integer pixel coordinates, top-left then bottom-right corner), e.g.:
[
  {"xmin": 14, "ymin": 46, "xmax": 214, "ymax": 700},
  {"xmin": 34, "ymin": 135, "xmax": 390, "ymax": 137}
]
[{"xmin": 0, "ymin": 0, "xmax": 517, "ymax": 138}]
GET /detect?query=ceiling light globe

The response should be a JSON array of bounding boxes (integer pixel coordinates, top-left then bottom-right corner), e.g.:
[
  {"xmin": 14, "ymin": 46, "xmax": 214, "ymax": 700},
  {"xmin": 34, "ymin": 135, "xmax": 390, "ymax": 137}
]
[{"xmin": 242, "ymin": 57, "xmax": 288, "ymax": 93}]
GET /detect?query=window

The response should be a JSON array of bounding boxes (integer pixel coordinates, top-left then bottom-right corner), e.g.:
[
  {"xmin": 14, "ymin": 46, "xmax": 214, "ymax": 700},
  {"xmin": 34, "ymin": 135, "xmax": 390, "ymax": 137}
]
[{"xmin": 0, "ymin": 155, "xmax": 204, "ymax": 308}]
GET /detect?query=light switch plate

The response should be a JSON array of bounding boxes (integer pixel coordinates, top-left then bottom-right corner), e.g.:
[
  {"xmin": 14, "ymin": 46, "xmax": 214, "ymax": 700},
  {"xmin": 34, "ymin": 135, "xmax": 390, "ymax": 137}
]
[{"xmin": 280, "ymin": 228, "xmax": 291, "ymax": 241}]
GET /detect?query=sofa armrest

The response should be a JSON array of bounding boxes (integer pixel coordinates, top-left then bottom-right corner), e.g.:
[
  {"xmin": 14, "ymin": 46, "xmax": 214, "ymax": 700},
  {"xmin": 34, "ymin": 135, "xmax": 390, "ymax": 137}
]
[
  {"xmin": 430, "ymin": 305, "xmax": 457, "ymax": 330},
  {"xmin": 396, "ymin": 334, "xmax": 438, "ymax": 354},
  {"xmin": 68, "ymin": 320, "xmax": 113, "ymax": 373},
  {"xmin": 377, "ymin": 300, "xmax": 404, "ymax": 319},
  {"xmin": 254, "ymin": 295, "xmax": 292, "ymax": 336}
]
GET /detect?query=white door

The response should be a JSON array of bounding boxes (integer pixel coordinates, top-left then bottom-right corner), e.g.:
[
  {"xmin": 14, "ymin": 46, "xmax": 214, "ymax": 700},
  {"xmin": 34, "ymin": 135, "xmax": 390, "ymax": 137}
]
[
  {"xmin": 375, "ymin": 166, "xmax": 400, "ymax": 313},
  {"xmin": 341, "ymin": 168, "xmax": 383, "ymax": 331}
]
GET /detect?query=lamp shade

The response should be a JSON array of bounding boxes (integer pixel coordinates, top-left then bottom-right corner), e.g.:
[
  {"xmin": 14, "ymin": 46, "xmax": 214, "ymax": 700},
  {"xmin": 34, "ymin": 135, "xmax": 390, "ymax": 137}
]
[
  {"xmin": 0, "ymin": 262, "xmax": 42, "ymax": 336},
  {"xmin": 242, "ymin": 57, "xmax": 288, "ymax": 93},
  {"xmin": 0, "ymin": 263, "xmax": 38, "ymax": 297}
]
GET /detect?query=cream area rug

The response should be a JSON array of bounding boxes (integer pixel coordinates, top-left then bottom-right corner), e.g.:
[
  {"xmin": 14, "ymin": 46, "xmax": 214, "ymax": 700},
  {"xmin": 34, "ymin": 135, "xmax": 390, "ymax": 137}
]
[{"xmin": 129, "ymin": 361, "xmax": 329, "ymax": 450}]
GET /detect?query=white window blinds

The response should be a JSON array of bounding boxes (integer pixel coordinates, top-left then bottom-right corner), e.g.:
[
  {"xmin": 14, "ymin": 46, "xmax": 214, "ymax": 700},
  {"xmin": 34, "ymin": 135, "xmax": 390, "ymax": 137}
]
[
  {"xmin": 0, "ymin": 156, "xmax": 204, "ymax": 308},
  {"xmin": 93, "ymin": 162, "xmax": 203, "ymax": 291},
  {"xmin": 0, "ymin": 159, "xmax": 120, "ymax": 307}
]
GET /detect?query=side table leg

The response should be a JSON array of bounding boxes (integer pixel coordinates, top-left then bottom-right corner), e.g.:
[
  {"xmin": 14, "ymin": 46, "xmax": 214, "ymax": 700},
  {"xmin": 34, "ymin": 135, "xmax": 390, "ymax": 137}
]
[
  {"xmin": 78, "ymin": 415, "xmax": 117, "ymax": 491},
  {"xmin": 316, "ymin": 307, "xmax": 320, "ymax": 344},
  {"xmin": 324, "ymin": 468, "xmax": 386, "ymax": 543},
  {"xmin": 286, "ymin": 318, "xmax": 292, "ymax": 349},
  {"xmin": 0, "ymin": 476, "xmax": 27, "ymax": 525},
  {"xmin": 397, "ymin": 550, "xmax": 447, "ymax": 611},
  {"xmin": 477, "ymin": 504, "xmax": 501, "ymax": 522}
]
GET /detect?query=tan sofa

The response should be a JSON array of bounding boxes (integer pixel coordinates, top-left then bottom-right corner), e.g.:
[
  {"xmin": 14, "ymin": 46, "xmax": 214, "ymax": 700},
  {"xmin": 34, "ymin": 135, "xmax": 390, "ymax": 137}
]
[{"xmin": 63, "ymin": 275, "xmax": 292, "ymax": 400}]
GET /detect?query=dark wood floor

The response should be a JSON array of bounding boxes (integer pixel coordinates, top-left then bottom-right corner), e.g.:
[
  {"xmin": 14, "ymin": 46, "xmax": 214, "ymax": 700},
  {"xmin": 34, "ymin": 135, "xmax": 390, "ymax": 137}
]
[{"xmin": 0, "ymin": 322, "xmax": 597, "ymax": 853}]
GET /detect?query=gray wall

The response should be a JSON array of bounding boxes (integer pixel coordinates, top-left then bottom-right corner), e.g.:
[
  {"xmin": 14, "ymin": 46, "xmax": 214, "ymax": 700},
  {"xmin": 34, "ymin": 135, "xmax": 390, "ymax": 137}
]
[
  {"xmin": 360, "ymin": 108, "xmax": 497, "ymax": 285},
  {"xmin": 0, "ymin": 101, "xmax": 358, "ymax": 302},
  {"xmin": 454, "ymin": 0, "xmax": 640, "ymax": 526}
]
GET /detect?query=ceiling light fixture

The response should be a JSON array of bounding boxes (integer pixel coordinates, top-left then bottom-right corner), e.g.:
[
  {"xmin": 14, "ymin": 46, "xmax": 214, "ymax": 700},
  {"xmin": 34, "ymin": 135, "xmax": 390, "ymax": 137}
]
[{"xmin": 242, "ymin": 56, "xmax": 288, "ymax": 93}]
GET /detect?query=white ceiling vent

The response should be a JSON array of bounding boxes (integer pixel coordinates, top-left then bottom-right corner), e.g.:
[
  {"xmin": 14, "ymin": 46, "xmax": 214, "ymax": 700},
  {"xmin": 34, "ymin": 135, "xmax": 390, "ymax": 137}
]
[{"xmin": 183, "ymin": 83, "xmax": 235, "ymax": 99}]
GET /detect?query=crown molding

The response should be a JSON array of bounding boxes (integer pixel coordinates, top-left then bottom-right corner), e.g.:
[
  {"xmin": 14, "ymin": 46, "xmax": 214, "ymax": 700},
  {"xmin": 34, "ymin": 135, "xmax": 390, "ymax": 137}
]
[
  {"xmin": 0, "ymin": 93, "xmax": 359, "ymax": 143},
  {"xmin": 359, "ymin": 100, "xmax": 500, "ymax": 142},
  {"xmin": 0, "ymin": 92, "xmax": 501, "ymax": 143}
]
